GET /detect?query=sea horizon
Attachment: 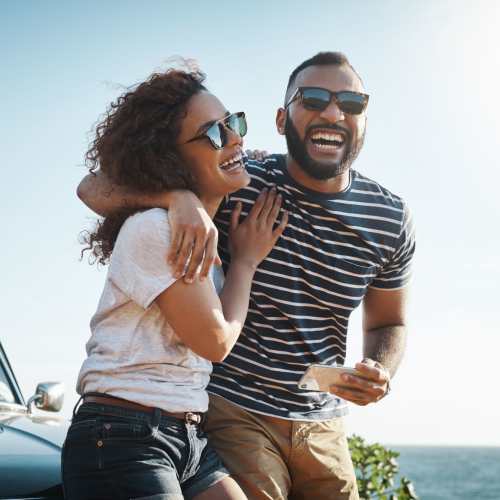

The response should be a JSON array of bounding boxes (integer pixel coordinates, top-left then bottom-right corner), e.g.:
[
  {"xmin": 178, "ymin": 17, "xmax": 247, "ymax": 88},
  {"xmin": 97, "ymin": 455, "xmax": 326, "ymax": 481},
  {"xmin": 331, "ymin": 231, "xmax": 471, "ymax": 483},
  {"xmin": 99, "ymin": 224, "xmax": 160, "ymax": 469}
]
[
  {"xmin": 387, "ymin": 445, "xmax": 500, "ymax": 500},
  {"xmin": 386, "ymin": 443, "xmax": 500, "ymax": 448}
]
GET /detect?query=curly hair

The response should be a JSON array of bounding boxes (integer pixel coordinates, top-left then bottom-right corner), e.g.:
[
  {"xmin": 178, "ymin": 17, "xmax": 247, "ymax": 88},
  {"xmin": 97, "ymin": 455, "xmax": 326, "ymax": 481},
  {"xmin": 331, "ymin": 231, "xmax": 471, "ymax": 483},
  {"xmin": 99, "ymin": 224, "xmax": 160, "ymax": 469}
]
[{"xmin": 82, "ymin": 67, "xmax": 207, "ymax": 264}]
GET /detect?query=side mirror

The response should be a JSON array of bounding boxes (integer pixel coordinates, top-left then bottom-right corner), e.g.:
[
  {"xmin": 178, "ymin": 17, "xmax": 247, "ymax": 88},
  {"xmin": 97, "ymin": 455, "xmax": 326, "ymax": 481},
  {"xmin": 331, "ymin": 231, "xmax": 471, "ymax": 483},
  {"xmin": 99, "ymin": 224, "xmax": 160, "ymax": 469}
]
[{"xmin": 27, "ymin": 382, "xmax": 65, "ymax": 413}]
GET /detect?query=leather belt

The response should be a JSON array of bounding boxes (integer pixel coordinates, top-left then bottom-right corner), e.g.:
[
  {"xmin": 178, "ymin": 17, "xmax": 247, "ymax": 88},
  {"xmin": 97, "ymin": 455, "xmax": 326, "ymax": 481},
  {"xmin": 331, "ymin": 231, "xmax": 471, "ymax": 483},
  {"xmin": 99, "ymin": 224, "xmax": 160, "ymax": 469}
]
[{"xmin": 82, "ymin": 394, "xmax": 203, "ymax": 425}]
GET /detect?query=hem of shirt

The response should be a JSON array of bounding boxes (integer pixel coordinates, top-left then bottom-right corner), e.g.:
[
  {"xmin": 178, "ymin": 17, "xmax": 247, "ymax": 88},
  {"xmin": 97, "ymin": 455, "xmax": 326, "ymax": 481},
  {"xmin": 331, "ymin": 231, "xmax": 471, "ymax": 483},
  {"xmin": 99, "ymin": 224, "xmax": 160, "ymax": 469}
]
[
  {"xmin": 77, "ymin": 387, "xmax": 209, "ymax": 414},
  {"xmin": 368, "ymin": 280, "xmax": 412, "ymax": 291},
  {"xmin": 141, "ymin": 276, "xmax": 179, "ymax": 309},
  {"xmin": 207, "ymin": 390, "xmax": 349, "ymax": 422}
]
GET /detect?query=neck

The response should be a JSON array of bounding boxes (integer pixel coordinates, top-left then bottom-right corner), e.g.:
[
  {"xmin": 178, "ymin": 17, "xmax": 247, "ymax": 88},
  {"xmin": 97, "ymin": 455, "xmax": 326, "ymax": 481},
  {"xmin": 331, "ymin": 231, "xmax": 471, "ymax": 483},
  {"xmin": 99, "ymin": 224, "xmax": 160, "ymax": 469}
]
[
  {"xmin": 198, "ymin": 195, "xmax": 223, "ymax": 219},
  {"xmin": 286, "ymin": 155, "xmax": 351, "ymax": 194}
]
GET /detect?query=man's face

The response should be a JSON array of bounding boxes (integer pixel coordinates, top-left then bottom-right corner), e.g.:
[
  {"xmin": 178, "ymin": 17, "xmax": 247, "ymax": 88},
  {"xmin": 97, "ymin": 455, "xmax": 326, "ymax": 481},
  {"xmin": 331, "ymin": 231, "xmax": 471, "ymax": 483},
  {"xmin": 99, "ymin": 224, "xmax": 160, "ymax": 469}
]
[{"xmin": 281, "ymin": 64, "xmax": 367, "ymax": 180}]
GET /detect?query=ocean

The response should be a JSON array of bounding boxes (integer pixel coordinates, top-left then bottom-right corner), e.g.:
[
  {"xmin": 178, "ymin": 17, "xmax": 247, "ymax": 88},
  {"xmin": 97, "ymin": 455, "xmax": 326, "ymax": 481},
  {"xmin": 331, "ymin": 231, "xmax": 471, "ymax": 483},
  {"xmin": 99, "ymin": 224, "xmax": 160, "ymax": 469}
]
[{"xmin": 391, "ymin": 446, "xmax": 500, "ymax": 500}]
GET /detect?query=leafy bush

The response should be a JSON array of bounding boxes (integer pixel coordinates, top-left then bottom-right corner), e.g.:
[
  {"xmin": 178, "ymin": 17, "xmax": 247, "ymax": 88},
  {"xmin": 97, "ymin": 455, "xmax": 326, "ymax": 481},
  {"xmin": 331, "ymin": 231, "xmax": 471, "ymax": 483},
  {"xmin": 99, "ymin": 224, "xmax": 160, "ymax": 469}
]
[{"xmin": 348, "ymin": 435, "xmax": 418, "ymax": 499}]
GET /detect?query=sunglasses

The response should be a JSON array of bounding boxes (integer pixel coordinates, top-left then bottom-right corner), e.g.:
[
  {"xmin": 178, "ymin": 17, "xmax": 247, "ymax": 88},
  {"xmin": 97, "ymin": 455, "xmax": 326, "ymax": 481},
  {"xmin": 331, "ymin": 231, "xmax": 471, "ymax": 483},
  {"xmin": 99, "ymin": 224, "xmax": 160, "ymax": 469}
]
[
  {"xmin": 285, "ymin": 87, "xmax": 369, "ymax": 115},
  {"xmin": 184, "ymin": 112, "xmax": 247, "ymax": 150}
]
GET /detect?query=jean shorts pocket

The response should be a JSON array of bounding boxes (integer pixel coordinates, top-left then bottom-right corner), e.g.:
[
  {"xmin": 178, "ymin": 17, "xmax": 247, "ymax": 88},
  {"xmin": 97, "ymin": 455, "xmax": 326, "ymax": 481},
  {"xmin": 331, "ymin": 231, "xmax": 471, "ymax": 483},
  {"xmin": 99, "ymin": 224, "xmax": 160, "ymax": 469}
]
[
  {"xmin": 64, "ymin": 417, "xmax": 100, "ymax": 444},
  {"xmin": 99, "ymin": 420, "xmax": 154, "ymax": 442}
]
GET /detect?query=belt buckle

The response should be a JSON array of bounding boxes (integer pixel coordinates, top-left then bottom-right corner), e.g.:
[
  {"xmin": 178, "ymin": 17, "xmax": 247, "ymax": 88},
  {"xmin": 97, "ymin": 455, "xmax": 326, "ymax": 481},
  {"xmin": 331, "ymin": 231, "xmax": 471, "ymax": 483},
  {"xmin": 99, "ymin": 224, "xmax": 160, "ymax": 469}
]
[{"xmin": 185, "ymin": 412, "xmax": 200, "ymax": 425}]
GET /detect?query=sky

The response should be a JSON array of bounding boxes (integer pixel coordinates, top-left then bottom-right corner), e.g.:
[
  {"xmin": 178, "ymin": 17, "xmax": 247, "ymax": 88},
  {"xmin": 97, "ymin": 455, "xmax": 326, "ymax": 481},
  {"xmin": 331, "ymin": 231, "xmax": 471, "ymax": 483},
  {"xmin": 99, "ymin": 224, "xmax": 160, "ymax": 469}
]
[{"xmin": 1, "ymin": 0, "xmax": 499, "ymax": 446}]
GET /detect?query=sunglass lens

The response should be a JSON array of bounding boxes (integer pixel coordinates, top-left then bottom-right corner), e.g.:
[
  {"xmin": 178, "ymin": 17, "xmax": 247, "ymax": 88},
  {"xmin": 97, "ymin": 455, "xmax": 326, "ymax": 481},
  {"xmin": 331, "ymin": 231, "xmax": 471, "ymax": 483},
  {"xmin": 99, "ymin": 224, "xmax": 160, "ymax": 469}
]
[
  {"xmin": 301, "ymin": 88, "xmax": 331, "ymax": 111},
  {"xmin": 336, "ymin": 92, "xmax": 367, "ymax": 115},
  {"xmin": 205, "ymin": 122, "xmax": 224, "ymax": 149},
  {"xmin": 228, "ymin": 113, "xmax": 248, "ymax": 138}
]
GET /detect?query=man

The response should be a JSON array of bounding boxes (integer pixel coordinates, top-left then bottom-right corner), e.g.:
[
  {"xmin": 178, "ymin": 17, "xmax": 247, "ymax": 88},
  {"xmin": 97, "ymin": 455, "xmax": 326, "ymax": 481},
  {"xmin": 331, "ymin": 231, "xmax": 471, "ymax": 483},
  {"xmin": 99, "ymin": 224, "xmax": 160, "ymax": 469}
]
[{"xmin": 78, "ymin": 52, "xmax": 415, "ymax": 500}]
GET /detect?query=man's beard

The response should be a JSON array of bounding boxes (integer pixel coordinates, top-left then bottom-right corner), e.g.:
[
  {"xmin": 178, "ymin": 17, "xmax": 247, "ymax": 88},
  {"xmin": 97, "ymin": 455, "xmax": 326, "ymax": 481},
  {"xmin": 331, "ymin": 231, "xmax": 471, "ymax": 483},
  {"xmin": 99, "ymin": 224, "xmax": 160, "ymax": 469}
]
[{"xmin": 284, "ymin": 111, "xmax": 365, "ymax": 181}]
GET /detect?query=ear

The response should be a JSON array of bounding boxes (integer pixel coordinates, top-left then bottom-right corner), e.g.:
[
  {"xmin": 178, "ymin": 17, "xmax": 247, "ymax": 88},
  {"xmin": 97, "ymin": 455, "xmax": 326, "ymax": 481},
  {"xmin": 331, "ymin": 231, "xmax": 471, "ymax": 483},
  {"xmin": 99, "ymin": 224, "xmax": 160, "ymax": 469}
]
[{"xmin": 276, "ymin": 107, "xmax": 286, "ymax": 135}]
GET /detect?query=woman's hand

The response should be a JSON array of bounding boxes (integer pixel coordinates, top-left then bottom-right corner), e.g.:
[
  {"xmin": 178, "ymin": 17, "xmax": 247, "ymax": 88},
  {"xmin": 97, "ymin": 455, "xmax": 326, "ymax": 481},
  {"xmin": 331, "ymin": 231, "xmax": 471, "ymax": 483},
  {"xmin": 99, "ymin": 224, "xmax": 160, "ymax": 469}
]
[
  {"xmin": 229, "ymin": 188, "xmax": 288, "ymax": 269},
  {"xmin": 167, "ymin": 190, "xmax": 220, "ymax": 282}
]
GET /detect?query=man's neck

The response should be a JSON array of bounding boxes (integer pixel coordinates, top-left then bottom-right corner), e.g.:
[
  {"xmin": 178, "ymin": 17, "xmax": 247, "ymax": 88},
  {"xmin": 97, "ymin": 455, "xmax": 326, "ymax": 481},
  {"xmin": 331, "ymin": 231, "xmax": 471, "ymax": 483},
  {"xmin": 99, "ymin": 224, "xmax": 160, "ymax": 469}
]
[{"xmin": 285, "ymin": 155, "xmax": 351, "ymax": 194}]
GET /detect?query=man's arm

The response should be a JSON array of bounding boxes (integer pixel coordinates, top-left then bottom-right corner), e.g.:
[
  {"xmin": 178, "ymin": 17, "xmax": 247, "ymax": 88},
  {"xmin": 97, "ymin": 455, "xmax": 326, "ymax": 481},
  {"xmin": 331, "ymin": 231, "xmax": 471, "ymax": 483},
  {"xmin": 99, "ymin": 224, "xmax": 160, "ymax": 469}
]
[
  {"xmin": 329, "ymin": 286, "xmax": 409, "ymax": 406},
  {"xmin": 77, "ymin": 171, "xmax": 219, "ymax": 281},
  {"xmin": 362, "ymin": 285, "xmax": 408, "ymax": 376}
]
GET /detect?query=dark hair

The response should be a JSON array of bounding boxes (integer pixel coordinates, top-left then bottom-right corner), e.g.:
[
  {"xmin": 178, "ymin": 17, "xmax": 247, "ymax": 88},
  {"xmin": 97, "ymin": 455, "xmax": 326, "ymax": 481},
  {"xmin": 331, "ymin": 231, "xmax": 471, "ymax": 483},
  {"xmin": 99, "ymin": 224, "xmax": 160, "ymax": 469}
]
[
  {"xmin": 285, "ymin": 51, "xmax": 362, "ymax": 103},
  {"xmin": 82, "ymin": 67, "xmax": 207, "ymax": 264}
]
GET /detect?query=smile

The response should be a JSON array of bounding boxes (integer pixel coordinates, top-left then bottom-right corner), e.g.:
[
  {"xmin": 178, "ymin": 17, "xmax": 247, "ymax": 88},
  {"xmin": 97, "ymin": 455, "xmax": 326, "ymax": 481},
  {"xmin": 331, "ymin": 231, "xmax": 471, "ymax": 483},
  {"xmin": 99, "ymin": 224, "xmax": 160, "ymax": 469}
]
[
  {"xmin": 219, "ymin": 152, "xmax": 244, "ymax": 171},
  {"xmin": 310, "ymin": 129, "xmax": 346, "ymax": 150}
]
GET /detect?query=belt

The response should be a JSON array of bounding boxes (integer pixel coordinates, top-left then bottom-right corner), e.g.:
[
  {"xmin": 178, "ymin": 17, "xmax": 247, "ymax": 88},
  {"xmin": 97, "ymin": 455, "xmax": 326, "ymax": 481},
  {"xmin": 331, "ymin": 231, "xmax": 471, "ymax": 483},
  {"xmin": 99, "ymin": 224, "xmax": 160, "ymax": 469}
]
[{"xmin": 82, "ymin": 394, "xmax": 203, "ymax": 425}]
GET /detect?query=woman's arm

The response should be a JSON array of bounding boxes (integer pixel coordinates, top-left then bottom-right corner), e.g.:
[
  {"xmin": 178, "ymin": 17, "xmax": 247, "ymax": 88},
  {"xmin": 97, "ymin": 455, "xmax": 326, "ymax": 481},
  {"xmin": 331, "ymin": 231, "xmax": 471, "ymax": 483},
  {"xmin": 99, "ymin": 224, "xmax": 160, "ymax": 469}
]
[
  {"xmin": 155, "ymin": 188, "xmax": 288, "ymax": 362},
  {"xmin": 77, "ymin": 170, "xmax": 219, "ymax": 280}
]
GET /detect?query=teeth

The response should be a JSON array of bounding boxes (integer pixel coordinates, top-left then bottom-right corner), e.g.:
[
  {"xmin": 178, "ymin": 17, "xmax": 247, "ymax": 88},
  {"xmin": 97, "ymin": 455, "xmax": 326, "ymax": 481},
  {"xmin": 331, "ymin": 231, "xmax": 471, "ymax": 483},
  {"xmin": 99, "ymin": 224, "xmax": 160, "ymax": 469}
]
[
  {"xmin": 311, "ymin": 132, "xmax": 344, "ymax": 142},
  {"xmin": 219, "ymin": 153, "xmax": 243, "ymax": 169}
]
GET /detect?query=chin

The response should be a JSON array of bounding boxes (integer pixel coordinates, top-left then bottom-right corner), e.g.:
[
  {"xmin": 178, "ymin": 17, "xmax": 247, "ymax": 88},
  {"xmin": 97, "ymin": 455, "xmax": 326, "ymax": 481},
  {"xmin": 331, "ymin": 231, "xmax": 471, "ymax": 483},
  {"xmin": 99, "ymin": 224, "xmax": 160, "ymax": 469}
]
[{"xmin": 231, "ymin": 170, "xmax": 251, "ymax": 191}]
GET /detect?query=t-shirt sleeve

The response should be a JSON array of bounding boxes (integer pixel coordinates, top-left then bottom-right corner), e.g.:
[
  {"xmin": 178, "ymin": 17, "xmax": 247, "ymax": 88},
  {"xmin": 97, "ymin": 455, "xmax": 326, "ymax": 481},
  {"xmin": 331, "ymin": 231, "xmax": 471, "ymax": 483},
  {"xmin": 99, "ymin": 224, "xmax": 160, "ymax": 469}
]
[
  {"xmin": 370, "ymin": 203, "xmax": 416, "ymax": 290},
  {"xmin": 108, "ymin": 209, "xmax": 177, "ymax": 309}
]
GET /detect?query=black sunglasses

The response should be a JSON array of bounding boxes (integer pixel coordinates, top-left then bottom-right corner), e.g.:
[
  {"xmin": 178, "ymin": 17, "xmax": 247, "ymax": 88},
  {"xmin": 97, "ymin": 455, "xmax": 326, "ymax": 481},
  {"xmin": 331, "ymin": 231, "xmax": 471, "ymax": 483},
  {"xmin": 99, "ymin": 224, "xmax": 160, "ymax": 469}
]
[
  {"xmin": 184, "ymin": 112, "xmax": 247, "ymax": 150},
  {"xmin": 286, "ymin": 87, "xmax": 369, "ymax": 115}
]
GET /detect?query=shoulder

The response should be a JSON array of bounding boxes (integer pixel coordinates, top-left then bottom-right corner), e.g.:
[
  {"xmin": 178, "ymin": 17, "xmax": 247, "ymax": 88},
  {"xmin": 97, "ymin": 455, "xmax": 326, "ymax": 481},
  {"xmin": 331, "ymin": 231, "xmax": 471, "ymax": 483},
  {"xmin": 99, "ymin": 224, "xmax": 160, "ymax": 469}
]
[
  {"xmin": 243, "ymin": 154, "xmax": 286, "ymax": 187},
  {"xmin": 351, "ymin": 170, "xmax": 411, "ymax": 217},
  {"xmin": 122, "ymin": 208, "xmax": 169, "ymax": 230},
  {"xmin": 118, "ymin": 208, "xmax": 171, "ymax": 245},
  {"xmin": 245, "ymin": 153, "xmax": 284, "ymax": 172}
]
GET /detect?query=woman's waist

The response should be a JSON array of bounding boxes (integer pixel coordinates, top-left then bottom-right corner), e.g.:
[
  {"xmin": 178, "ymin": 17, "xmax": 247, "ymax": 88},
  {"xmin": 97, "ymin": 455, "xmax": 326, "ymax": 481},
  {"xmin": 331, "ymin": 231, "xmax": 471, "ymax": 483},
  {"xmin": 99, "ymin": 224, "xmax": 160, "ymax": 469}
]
[{"xmin": 77, "ymin": 367, "xmax": 211, "ymax": 411}]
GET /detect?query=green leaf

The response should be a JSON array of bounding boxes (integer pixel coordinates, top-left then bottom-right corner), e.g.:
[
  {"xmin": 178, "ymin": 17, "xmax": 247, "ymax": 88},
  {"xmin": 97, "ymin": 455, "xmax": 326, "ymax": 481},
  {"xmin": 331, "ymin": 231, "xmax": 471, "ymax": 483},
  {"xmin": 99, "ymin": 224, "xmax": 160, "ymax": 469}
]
[{"xmin": 348, "ymin": 436, "xmax": 419, "ymax": 500}]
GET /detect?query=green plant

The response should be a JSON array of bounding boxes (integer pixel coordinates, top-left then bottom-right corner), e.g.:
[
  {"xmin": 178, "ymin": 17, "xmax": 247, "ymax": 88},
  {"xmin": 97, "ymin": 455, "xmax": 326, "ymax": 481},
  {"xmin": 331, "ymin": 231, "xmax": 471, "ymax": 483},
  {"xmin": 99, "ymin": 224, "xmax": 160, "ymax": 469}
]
[{"xmin": 348, "ymin": 435, "xmax": 418, "ymax": 500}]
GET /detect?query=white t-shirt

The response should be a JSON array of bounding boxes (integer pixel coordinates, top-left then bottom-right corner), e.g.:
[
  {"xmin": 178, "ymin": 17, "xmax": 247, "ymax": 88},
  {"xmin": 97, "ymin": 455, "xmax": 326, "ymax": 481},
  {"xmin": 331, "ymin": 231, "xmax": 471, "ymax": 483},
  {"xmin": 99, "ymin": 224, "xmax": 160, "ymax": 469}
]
[{"xmin": 77, "ymin": 208, "xmax": 222, "ymax": 413}]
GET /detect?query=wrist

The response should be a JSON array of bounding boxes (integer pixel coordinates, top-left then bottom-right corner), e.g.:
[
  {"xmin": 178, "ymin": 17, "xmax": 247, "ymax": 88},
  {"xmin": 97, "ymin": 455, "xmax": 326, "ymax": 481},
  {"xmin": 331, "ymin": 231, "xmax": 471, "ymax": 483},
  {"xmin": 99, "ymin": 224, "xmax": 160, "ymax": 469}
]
[
  {"xmin": 230, "ymin": 257, "xmax": 259, "ymax": 274},
  {"xmin": 164, "ymin": 189, "xmax": 200, "ymax": 210}
]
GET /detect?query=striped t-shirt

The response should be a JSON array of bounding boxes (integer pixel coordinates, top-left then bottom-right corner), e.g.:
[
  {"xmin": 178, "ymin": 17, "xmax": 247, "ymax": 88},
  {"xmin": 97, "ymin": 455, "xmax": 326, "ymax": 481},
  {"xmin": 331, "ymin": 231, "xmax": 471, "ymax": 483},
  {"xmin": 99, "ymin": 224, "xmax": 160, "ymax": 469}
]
[{"xmin": 208, "ymin": 154, "xmax": 415, "ymax": 421}]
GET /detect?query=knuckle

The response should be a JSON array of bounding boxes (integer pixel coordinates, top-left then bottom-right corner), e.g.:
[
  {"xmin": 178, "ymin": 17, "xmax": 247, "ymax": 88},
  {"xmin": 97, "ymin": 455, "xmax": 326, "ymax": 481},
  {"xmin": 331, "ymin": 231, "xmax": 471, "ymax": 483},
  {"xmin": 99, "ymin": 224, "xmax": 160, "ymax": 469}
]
[{"xmin": 178, "ymin": 247, "xmax": 190, "ymax": 258}]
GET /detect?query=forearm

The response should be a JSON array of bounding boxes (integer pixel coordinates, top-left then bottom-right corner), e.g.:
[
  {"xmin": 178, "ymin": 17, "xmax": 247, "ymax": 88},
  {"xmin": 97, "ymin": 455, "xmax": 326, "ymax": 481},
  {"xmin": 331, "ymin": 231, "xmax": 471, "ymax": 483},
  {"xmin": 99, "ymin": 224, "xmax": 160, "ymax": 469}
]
[
  {"xmin": 216, "ymin": 260, "xmax": 256, "ymax": 356},
  {"xmin": 363, "ymin": 325, "xmax": 407, "ymax": 377},
  {"xmin": 77, "ymin": 171, "xmax": 177, "ymax": 216}
]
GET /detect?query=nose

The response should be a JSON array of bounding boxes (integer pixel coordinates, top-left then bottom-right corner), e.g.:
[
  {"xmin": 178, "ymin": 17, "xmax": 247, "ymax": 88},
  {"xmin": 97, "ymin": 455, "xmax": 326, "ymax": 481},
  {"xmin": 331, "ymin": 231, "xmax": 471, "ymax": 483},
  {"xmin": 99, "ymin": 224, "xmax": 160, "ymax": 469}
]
[
  {"xmin": 319, "ymin": 99, "xmax": 345, "ymax": 123},
  {"xmin": 225, "ymin": 126, "xmax": 243, "ymax": 148}
]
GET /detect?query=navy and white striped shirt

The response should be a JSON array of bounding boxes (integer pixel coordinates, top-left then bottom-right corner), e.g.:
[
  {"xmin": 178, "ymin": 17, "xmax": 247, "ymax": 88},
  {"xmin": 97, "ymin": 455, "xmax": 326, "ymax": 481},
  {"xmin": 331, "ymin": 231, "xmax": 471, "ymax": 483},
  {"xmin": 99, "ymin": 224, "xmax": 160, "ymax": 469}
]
[{"xmin": 208, "ymin": 154, "xmax": 415, "ymax": 421}]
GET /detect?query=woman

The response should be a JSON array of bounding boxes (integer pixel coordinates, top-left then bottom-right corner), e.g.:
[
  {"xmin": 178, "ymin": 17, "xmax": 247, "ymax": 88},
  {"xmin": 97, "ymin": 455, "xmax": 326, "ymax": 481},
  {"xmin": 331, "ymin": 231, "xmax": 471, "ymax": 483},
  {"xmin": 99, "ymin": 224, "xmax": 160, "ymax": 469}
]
[{"xmin": 62, "ymin": 65, "xmax": 287, "ymax": 500}]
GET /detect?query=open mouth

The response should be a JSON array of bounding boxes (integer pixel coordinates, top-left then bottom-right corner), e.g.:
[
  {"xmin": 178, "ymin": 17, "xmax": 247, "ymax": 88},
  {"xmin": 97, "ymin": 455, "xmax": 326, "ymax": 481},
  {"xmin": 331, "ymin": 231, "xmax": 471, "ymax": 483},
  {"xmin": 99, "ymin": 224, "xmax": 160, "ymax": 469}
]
[
  {"xmin": 309, "ymin": 129, "xmax": 347, "ymax": 151},
  {"xmin": 219, "ymin": 152, "xmax": 244, "ymax": 172}
]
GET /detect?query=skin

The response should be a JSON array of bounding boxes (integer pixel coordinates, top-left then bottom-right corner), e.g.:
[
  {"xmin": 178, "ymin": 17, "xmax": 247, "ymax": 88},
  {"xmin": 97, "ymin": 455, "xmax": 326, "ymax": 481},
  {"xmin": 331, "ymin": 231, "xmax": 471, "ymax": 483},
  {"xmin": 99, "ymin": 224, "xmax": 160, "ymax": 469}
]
[
  {"xmin": 84, "ymin": 91, "xmax": 287, "ymax": 500},
  {"xmin": 175, "ymin": 92, "xmax": 251, "ymax": 217},
  {"xmin": 275, "ymin": 64, "xmax": 406, "ymax": 404},
  {"xmin": 275, "ymin": 64, "xmax": 367, "ymax": 193},
  {"xmin": 77, "ymin": 65, "xmax": 408, "ymax": 407},
  {"xmin": 154, "ymin": 92, "xmax": 288, "ymax": 364}
]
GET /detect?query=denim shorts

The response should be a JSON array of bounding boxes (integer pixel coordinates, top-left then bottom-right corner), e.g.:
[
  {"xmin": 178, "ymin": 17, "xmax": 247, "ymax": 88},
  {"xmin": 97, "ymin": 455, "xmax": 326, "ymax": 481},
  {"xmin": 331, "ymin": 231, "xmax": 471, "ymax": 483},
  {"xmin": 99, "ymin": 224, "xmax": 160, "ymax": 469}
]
[{"xmin": 62, "ymin": 402, "xmax": 229, "ymax": 500}]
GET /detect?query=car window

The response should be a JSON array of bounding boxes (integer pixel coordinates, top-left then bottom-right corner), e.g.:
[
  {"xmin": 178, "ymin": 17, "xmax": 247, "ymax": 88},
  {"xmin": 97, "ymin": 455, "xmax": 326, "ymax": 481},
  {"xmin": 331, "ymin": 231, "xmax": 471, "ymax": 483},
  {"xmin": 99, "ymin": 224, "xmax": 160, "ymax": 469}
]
[{"xmin": 0, "ymin": 363, "xmax": 15, "ymax": 403}]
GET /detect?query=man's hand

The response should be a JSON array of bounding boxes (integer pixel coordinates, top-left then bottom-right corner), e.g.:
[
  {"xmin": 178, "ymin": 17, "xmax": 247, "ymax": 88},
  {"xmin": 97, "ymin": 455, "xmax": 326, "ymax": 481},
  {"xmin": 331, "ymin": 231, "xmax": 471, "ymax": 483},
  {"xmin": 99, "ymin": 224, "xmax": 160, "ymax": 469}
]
[
  {"xmin": 245, "ymin": 149, "xmax": 269, "ymax": 161},
  {"xmin": 167, "ymin": 191, "xmax": 221, "ymax": 283},
  {"xmin": 329, "ymin": 358, "xmax": 390, "ymax": 406}
]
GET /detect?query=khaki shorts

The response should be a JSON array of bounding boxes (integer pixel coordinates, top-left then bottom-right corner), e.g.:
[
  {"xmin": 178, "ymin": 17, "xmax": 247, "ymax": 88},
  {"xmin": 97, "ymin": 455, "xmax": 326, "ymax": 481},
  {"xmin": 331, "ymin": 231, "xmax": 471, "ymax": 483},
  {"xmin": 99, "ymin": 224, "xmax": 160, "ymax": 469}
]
[{"xmin": 204, "ymin": 394, "xmax": 359, "ymax": 500}]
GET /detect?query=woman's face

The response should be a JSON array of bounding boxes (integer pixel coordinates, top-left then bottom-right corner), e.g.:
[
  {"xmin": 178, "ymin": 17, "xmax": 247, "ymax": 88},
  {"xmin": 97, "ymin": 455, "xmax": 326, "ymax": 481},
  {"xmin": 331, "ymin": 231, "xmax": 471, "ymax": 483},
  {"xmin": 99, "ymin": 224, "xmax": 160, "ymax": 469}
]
[{"xmin": 176, "ymin": 91, "xmax": 250, "ymax": 200}]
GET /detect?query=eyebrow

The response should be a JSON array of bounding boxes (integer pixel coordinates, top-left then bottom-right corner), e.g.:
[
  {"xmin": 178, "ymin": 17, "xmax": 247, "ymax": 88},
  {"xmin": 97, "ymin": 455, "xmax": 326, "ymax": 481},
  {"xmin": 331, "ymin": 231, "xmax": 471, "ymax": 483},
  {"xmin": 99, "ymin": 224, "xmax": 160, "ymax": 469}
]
[{"xmin": 195, "ymin": 111, "xmax": 230, "ymax": 135}]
